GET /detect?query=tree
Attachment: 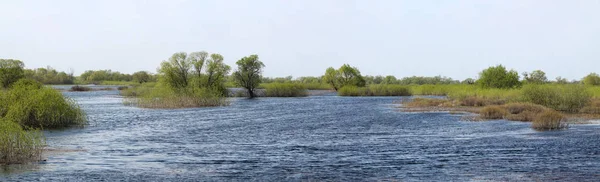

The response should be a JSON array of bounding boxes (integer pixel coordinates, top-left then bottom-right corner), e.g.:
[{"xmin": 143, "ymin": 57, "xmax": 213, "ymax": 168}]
[
  {"xmin": 583, "ymin": 73, "xmax": 600, "ymax": 86},
  {"xmin": 233, "ymin": 55, "xmax": 264, "ymax": 98},
  {"xmin": 204, "ymin": 54, "xmax": 231, "ymax": 94},
  {"xmin": 462, "ymin": 78, "xmax": 475, "ymax": 85},
  {"xmin": 158, "ymin": 52, "xmax": 193, "ymax": 89},
  {"xmin": 523, "ymin": 70, "xmax": 547, "ymax": 84},
  {"xmin": 476, "ymin": 65, "xmax": 521, "ymax": 89},
  {"xmin": 555, "ymin": 77, "xmax": 568, "ymax": 84},
  {"xmin": 323, "ymin": 67, "xmax": 340, "ymax": 90},
  {"xmin": 132, "ymin": 71, "xmax": 151, "ymax": 84},
  {"xmin": 337, "ymin": 64, "xmax": 366, "ymax": 87},
  {"xmin": 382, "ymin": 75, "xmax": 397, "ymax": 84},
  {"xmin": 0, "ymin": 59, "xmax": 25, "ymax": 88}
]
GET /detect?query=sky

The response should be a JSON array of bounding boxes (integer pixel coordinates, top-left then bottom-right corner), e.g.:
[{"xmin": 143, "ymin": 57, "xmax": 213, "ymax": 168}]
[{"xmin": 1, "ymin": 0, "xmax": 599, "ymax": 80}]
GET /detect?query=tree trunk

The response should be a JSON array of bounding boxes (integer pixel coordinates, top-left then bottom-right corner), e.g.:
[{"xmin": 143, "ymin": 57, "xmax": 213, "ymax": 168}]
[{"xmin": 248, "ymin": 89, "xmax": 255, "ymax": 98}]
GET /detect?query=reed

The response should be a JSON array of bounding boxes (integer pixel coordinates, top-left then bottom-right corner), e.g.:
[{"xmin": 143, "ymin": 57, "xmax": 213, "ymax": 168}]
[
  {"xmin": 0, "ymin": 120, "xmax": 45, "ymax": 164},
  {"xmin": 532, "ymin": 110, "xmax": 568, "ymax": 131},
  {"xmin": 339, "ymin": 85, "xmax": 412, "ymax": 96},
  {"xmin": 263, "ymin": 83, "xmax": 308, "ymax": 97}
]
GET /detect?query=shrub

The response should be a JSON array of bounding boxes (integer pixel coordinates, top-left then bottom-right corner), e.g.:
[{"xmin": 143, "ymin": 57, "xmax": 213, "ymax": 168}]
[
  {"xmin": 0, "ymin": 79, "xmax": 87, "ymax": 129},
  {"xmin": 583, "ymin": 73, "xmax": 600, "ymax": 86},
  {"xmin": 521, "ymin": 84, "xmax": 590, "ymax": 112},
  {"xmin": 70, "ymin": 85, "xmax": 92, "ymax": 92},
  {"xmin": 532, "ymin": 110, "xmax": 568, "ymax": 131},
  {"xmin": 479, "ymin": 106, "xmax": 506, "ymax": 119},
  {"xmin": 477, "ymin": 65, "xmax": 521, "ymax": 89},
  {"xmin": 263, "ymin": 83, "xmax": 308, "ymax": 97},
  {"xmin": 501, "ymin": 103, "xmax": 548, "ymax": 122},
  {"xmin": 0, "ymin": 120, "xmax": 45, "ymax": 164},
  {"xmin": 117, "ymin": 86, "xmax": 129, "ymax": 90}
]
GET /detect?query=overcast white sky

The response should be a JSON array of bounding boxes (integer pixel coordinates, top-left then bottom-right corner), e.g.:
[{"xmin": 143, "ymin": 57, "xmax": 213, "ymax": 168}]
[{"xmin": 1, "ymin": 0, "xmax": 599, "ymax": 80}]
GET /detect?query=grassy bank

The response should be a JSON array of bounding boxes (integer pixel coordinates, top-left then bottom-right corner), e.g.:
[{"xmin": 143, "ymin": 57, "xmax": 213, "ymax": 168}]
[
  {"xmin": 122, "ymin": 83, "xmax": 229, "ymax": 108},
  {"xmin": 339, "ymin": 85, "xmax": 412, "ymax": 96}
]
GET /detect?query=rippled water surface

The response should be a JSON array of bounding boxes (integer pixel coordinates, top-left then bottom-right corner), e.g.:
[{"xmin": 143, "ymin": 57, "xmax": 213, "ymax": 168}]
[{"xmin": 2, "ymin": 90, "xmax": 600, "ymax": 181}]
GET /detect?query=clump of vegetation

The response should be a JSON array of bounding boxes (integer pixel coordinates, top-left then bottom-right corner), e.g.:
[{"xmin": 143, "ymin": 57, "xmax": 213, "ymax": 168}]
[
  {"xmin": 0, "ymin": 59, "xmax": 25, "ymax": 88},
  {"xmin": 70, "ymin": 85, "xmax": 92, "ymax": 92},
  {"xmin": 479, "ymin": 106, "xmax": 507, "ymax": 119},
  {"xmin": 125, "ymin": 51, "xmax": 232, "ymax": 108},
  {"xmin": 0, "ymin": 79, "xmax": 87, "ymax": 128},
  {"xmin": 521, "ymin": 84, "xmax": 590, "ymax": 112},
  {"xmin": 532, "ymin": 110, "xmax": 568, "ymax": 131},
  {"xmin": 338, "ymin": 85, "xmax": 412, "ymax": 96},
  {"xmin": 502, "ymin": 103, "xmax": 548, "ymax": 121},
  {"xmin": 117, "ymin": 86, "xmax": 129, "ymax": 90},
  {"xmin": 263, "ymin": 83, "xmax": 308, "ymax": 97},
  {"xmin": 582, "ymin": 73, "xmax": 600, "ymax": 86},
  {"xmin": 25, "ymin": 66, "xmax": 75, "ymax": 84},
  {"xmin": 0, "ymin": 120, "xmax": 45, "ymax": 164}
]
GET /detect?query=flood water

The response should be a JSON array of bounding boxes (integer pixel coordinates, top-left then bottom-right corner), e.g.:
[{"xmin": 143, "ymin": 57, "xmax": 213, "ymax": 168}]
[{"xmin": 2, "ymin": 88, "xmax": 600, "ymax": 181}]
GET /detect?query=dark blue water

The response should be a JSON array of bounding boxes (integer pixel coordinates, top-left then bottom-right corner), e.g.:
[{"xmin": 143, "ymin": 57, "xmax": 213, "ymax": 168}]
[{"xmin": 2, "ymin": 90, "xmax": 600, "ymax": 181}]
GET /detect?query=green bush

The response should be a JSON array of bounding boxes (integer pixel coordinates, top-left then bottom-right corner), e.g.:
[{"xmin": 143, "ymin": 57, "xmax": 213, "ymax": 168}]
[
  {"xmin": 264, "ymin": 83, "xmax": 308, "ymax": 97},
  {"xmin": 0, "ymin": 120, "xmax": 45, "ymax": 164},
  {"xmin": 521, "ymin": 84, "xmax": 590, "ymax": 112},
  {"xmin": 477, "ymin": 65, "xmax": 521, "ymax": 89},
  {"xmin": 0, "ymin": 79, "xmax": 87, "ymax": 128}
]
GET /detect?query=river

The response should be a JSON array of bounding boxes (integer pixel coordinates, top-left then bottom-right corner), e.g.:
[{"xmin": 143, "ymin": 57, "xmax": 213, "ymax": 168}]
[{"xmin": 2, "ymin": 88, "xmax": 600, "ymax": 181}]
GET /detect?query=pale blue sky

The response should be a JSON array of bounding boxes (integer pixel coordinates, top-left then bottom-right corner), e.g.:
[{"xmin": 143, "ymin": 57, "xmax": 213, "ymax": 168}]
[{"xmin": 1, "ymin": 0, "xmax": 599, "ymax": 80}]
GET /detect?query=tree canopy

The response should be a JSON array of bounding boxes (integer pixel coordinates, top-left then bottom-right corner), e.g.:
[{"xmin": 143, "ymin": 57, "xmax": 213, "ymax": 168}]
[
  {"xmin": 0, "ymin": 59, "xmax": 25, "ymax": 88},
  {"xmin": 583, "ymin": 73, "xmax": 600, "ymax": 86},
  {"xmin": 322, "ymin": 64, "xmax": 365, "ymax": 90},
  {"xmin": 233, "ymin": 55, "xmax": 264, "ymax": 98},
  {"xmin": 477, "ymin": 65, "xmax": 521, "ymax": 89}
]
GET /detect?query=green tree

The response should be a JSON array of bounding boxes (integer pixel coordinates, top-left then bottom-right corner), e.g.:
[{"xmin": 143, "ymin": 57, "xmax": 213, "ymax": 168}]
[
  {"xmin": 158, "ymin": 52, "xmax": 193, "ymax": 89},
  {"xmin": 323, "ymin": 67, "xmax": 340, "ymax": 90},
  {"xmin": 582, "ymin": 73, "xmax": 600, "ymax": 86},
  {"xmin": 0, "ymin": 59, "xmax": 25, "ymax": 88},
  {"xmin": 132, "ymin": 71, "xmax": 151, "ymax": 84},
  {"xmin": 476, "ymin": 65, "xmax": 521, "ymax": 89},
  {"xmin": 204, "ymin": 54, "xmax": 231, "ymax": 94},
  {"xmin": 555, "ymin": 77, "xmax": 568, "ymax": 84},
  {"xmin": 338, "ymin": 64, "xmax": 366, "ymax": 87},
  {"xmin": 233, "ymin": 55, "xmax": 264, "ymax": 98},
  {"xmin": 382, "ymin": 75, "xmax": 397, "ymax": 84},
  {"xmin": 523, "ymin": 70, "xmax": 548, "ymax": 84}
]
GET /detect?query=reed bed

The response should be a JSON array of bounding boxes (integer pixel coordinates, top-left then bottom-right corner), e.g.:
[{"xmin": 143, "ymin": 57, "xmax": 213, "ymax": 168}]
[
  {"xmin": 0, "ymin": 120, "xmax": 45, "ymax": 165},
  {"xmin": 339, "ymin": 85, "xmax": 412, "ymax": 96},
  {"xmin": 263, "ymin": 83, "xmax": 308, "ymax": 97}
]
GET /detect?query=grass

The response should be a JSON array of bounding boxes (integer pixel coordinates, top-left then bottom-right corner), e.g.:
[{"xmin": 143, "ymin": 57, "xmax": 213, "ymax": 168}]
[
  {"xmin": 479, "ymin": 106, "xmax": 506, "ymax": 119},
  {"xmin": 521, "ymin": 84, "xmax": 590, "ymax": 112},
  {"xmin": 0, "ymin": 79, "xmax": 87, "ymax": 129},
  {"xmin": 532, "ymin": 110, "xmax": 568, "ymax": 131},
  {"xmin": 339, "ymin": 85, "xmax": 412, "ymax": 96},
  {"xmin": 0, "ymin": 120, "xmax": 45, "ymax": 165},
  {"xmin": 259, "ymin": 82, "xmax": 331, "ymax": 90},
  {"xmin": 122, "ymin": 83, "xmax": 229, "ymax": 108},
  {"xmin": 263, "ymin": 83, "xmax": 308, "ymax": 97}
]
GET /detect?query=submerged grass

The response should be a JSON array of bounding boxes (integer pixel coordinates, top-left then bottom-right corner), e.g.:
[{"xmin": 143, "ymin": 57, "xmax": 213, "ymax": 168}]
[
  {"xmin": 532, "ymin": 110, "xmax": 568, "ymax": 131},
  {"xmin": 122, "ymin": 83, "xmax": 229, "ymax": 109},
  {"xmin": 263, "ymin": 83, "xmax": 308, "ymax": 97},
  {"xmin": 0, "ymin": 120, "xmax": 45, "ymax": 165},
  {"xmin": 339, "ymin": 85, "xmax": 412, "ymax": 96}
]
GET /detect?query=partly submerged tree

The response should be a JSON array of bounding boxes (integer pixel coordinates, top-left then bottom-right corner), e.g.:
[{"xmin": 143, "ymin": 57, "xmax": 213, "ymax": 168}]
[
  {"xmin": 523, "ymin": 70, "xmax": 548, "ymax": 84},
  {"xmin": 158, "ymin": 52, "xmax": 193, "ymax": 89},
  {"xmin": 476, "ymin": 65, "xmax": 521, "ymax": 89},
  {"xmin": 0, "ymin": 59, "xmax": 25, "ymax": 88},
  {"xmin": 583, "ymin": 73, "xmax": 600, "ymax": 86},
  {"xmin": 323, "ymin": 67, "xmax": 340, "ymax": 90},
  {"xmin": 233, "ymin": 55, "xmax": 264, "ymax": 98},
  {"xmin": 158, "ymin": 51, "xmax": 231, "ymax": 94}
]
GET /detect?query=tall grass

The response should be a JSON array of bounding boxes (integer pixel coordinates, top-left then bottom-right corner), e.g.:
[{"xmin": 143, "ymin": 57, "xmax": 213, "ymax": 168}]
[
  {"xmin": 339, "ymin": 85, "xmax": 412, "ymax": 96},
  {"xmin": 123, "ymin": 83, "xmax": 229, "ymax": 108},
  {"xmin": 0, "ymin": 79, "xmax": 86, "ymax": 129},
  {"xmin": 532, "ymin": 110, "xmax": 568, "ymax": 131},
  {"xmin": 263, "ymin": 83, "xmax": 308, "ymax": 97},
  {"xmin": 521, "ymin": 84, "xmax": 590, "ymax": 112},
  {"xmin": 0, "ymin": 120, "xmax": 45, "ymax": 164}
]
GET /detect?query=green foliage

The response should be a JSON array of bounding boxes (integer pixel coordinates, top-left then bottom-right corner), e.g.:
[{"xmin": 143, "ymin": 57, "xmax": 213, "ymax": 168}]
[
  {"xmin": 532, "ymin": 110, "xmax": 568, "ymax": 131},
  {"xmin": 477, "ymin": 65, "xmax": 521, "ymax": 89},
  {"xmin": 582, "ymin": 73, "xmax": 600, "ymax": 86},
  {"xmin": 0, "ymin": 120, "xmax": 45, "ymax": 164},
  {"xmin": 338, "ymin": 85, "xmax": 412, "ymax": 96},
  {"xmin": 521, "ymin": 84, "xmax": 590, "ymax": 112},
  {"xmin": 233, "ymin": 55, "xmax": 264, "ymax": 98},
  {"xmin": 79, "ymin": 70, "xmax": 133, "ymax": 84},
  {"xmin": 0, "ymin": 79, "xmax": 87, "ymax": 129},
  {"xmin": 25, "ymin": 66, "xmax": 74, "ymax": 84},
  {"xmin": 522, "ymin": 70, "xmax": 548, "ymax": 84},
  {"xmin": 125, "ymin": 83, "xmax": 228, "ymax": 108},
  {"xmin": 0, "ymin": 59, "xmax": 25, "ymax": 88},
  {"xmin": 158, "ymin": 52, "xmax": 193, "ymax": 89},
  {"xmin": 132, "ymin": 71, "xmax": 152, "ymax": 84},
  {"xmin": 398, "ymin": 76, "xmax": 458, "ymax": 85},
  {"xmin": 263, "ymin": 83, "xmax": 308, "ymax": 97},
  {"xmin": 322, "ymin": 64, "xmax": 365, "ymax": 90},
  {"xmin": 555, "ymin": 77, "xmax": 569, "ymax": 84}
]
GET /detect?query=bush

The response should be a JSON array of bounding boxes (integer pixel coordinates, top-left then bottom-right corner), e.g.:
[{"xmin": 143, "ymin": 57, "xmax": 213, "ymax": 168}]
[
  {"xmin": 263, "ymin": 83, "xmax": 308, "ymax": 97},
  {"xmin": 477, "ymin": 65, "xmax": 521, "ymax": 89},
  {"xmin": 70, "ymin": 85, "xmax": 92, "ymax": 92},
  {"xmin": 479, "ymin": 106, "xmax": 506, "ymax": 119},
  {"xmin": 0, "ymin": 79, "xmax": 87, "ymax": 128},
  {"xmin": 521, "ymin": 84, "xmax": 590, "ymax": 112},
  {"xmin": 532, "ymin": 110, "xmax": 568, "ymax": 131},
  {"xmin": 502, "ymin": 103, "xmax": 548, "ymax": 121},
  {"xmin": 0, "ymin": 120, "xmax": 45, "ymax": 164}
]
